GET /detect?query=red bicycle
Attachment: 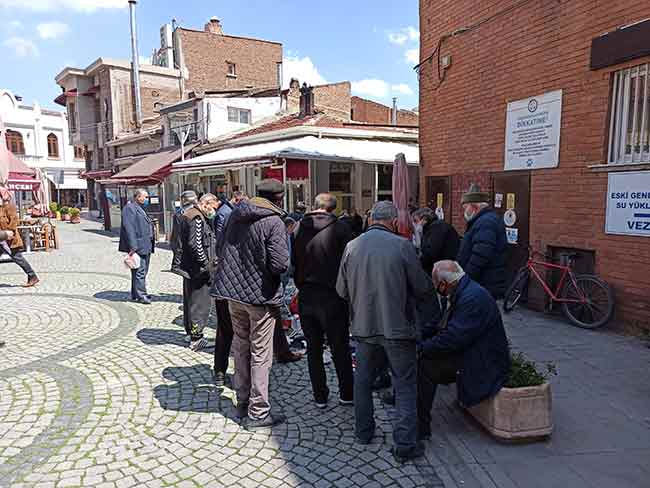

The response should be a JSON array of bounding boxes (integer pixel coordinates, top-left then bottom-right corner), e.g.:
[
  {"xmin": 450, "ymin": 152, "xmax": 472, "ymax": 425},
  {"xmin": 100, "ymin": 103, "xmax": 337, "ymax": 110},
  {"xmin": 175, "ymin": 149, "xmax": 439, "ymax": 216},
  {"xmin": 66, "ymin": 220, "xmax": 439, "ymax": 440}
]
[{"xmin": 503, "ymin": 248, "xmax": 614, "ymax": 329}]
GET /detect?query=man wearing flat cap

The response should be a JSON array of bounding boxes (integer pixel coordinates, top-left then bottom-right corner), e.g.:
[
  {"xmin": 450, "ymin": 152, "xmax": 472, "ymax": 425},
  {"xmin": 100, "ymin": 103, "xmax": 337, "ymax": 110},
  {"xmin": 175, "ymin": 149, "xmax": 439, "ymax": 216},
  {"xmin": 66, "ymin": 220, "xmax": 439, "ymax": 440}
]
[
  {"xmin": 456, "ymin": 183, "xmax": 507, "ymax": 299},
  {"xmin": 211, "ymin": 178, "xmax": 290, "ymax": 430}
]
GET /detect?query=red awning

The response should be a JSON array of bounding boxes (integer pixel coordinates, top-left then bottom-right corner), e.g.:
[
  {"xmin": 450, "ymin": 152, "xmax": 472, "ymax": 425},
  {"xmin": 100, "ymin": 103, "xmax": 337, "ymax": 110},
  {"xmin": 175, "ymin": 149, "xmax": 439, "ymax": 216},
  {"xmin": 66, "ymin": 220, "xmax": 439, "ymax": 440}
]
[
  {"xmin": 262, "ymin": 159, "xmax": 309, "ymax": 181},
  {"xmin": 7, "ymin": 172, "xmax": 40, "ymax": 191},
  {"xmin": 82, "ymin": 86, "xmax": 100, "ymax": 96},
  {"xmin": 111, "ymin": 144, "xmax": 198, "ymax": 184},
  {"xmin": 81, "ymin": 169, "xmax": 112, "ymax": 179},
  {"xmin": 53, "ymin": 88, "xmax": 78, "ymax": 106}
]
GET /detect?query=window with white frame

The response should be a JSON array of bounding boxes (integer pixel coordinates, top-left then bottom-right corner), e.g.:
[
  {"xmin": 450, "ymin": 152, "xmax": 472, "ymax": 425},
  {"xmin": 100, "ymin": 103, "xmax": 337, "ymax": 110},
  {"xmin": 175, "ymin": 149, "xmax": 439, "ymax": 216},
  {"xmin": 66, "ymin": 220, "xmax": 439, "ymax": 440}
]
[
  {"xmin": 227, "ymin": 107, "xmax": 252, "ymax": 124},
  {"xmin": 608, "ymin": 62, "xmax": 650, "ymax": 164}
]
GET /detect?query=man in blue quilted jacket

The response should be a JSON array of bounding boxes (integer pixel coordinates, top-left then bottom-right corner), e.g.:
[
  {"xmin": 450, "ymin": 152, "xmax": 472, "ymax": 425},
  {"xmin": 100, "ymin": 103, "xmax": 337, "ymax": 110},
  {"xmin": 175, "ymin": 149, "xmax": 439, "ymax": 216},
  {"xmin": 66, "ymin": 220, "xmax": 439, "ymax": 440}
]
[
  {"xmin": 211, "ymin": 179, "xmax": 289, "ymax": 430},
  {"xmin": 456, "ymin": 184, "xmax": 507, "ymax": 299}
]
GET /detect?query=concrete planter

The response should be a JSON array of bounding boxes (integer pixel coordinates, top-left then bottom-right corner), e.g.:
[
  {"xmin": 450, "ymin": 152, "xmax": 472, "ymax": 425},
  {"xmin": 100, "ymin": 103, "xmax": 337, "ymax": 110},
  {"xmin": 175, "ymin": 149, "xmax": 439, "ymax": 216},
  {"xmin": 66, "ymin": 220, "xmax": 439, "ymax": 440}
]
[{"xmin": 465, "ymin": 382, "xmax": 552, "ymax": 442}]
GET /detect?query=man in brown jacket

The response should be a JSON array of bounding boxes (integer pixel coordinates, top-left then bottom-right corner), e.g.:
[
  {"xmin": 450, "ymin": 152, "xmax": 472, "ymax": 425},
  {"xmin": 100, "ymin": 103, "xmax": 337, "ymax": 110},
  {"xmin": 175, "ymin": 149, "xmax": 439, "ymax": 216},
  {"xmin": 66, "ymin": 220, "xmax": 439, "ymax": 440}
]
[{"xmin": 0, "ymin": 186, "xmax": 39, "ymax": 287}]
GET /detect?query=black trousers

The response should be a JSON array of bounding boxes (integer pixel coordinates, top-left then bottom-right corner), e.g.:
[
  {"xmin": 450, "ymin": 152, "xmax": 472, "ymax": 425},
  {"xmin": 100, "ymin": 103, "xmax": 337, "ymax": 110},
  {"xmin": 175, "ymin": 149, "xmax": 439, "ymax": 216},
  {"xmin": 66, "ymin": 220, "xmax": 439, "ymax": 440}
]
[
  {"xmin": 417, "ymin": 352, "xmax": 463, "ymax": 436},
  {"xmin": 187, "ymin": 274, "xmax": 211, "ymax": 340},
  {"xmin": 182, "ymin": 278, "xmax": 191, "ymax": 335},
  {"xmin": 2, "ymin": 249, "xmax": 37, "ymax": 279},
  {"xmin": 213, "ymin": 300, "xmax": 234, "ymax": 374},
  {"xmin": 299, "ymin": 287, "xmax": 354, "ymax": 403}
]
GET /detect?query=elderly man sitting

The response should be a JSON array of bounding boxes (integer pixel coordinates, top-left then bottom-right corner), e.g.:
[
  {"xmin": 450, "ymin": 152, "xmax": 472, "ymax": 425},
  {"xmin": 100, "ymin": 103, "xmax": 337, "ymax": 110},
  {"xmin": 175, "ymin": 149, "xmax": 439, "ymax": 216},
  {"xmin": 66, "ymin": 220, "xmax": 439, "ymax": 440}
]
[{"xmin": 417, "ymin": 260, "xmax": 510, "ymax": 440}]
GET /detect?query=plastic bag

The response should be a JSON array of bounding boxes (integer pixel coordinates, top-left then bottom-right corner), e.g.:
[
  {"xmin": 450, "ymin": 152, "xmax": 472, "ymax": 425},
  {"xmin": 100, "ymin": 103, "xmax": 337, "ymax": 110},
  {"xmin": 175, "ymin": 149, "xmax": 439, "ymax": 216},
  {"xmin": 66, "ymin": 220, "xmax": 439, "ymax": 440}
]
[{"xmin": 124, "ymin": 253, "xmax": 141, "ymax": 270}]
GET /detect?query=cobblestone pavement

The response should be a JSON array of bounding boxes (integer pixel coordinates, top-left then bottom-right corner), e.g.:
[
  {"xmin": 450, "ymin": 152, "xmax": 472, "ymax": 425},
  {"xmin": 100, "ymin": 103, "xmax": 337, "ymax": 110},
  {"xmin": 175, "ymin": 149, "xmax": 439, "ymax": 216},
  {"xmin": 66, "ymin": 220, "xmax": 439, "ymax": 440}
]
[{"xmin": 1, "ymin": 219, "xmax": 649, "ymax": 488}]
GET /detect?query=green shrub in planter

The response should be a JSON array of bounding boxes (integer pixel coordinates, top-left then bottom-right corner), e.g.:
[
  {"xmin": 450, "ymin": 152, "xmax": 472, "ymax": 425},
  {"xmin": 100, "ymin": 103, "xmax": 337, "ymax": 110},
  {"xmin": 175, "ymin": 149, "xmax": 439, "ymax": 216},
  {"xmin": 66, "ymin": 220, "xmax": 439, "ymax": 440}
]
[
  {"xmin": 69, "ymin": 208, "xmax": 80, "ymax": 218},
  {"xmin": 505, "ymin": 352, "xmax": 557, "ymax": 388},
  {"xmin": 60, "ymin": 206, "xmax": 70, "ymax": 215},
  {"xmin": 49, "ymin": 202, "xmax": 59, "ymax": 213}
]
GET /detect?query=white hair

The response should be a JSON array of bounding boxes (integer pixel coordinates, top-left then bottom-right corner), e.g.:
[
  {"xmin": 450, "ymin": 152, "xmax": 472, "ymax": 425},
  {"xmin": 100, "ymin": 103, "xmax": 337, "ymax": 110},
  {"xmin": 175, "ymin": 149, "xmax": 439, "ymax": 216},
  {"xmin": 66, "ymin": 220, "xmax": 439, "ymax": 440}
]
[
  {"xmin": 433, "ymin": 260, "xmax": 466, "ymax": 285},
  {"xmin": 370, "ymin": 201, "xmax": 397, "ymax": 222}
]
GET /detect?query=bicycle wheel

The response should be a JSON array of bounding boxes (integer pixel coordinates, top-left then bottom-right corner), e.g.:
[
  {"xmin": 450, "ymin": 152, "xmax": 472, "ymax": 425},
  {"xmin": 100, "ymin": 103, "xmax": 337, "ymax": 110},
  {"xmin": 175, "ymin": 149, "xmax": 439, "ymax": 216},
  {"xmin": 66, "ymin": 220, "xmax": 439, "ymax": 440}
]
[
  {"xmin": 503, "ymin": 268, "xmax": 530, "ymax": 313},
  {"xmin": 561, "ymin": 274, "xmax": 614, "ymax": 329}
]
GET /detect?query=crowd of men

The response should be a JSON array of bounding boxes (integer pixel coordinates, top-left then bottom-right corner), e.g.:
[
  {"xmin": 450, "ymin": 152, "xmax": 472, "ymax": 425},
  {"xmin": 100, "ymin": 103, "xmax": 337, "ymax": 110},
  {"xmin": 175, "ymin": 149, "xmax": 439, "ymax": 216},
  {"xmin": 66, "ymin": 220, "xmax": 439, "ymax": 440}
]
[{"xmin": 118, "ymin": 179, "xmax": 512, "ymax": 463}]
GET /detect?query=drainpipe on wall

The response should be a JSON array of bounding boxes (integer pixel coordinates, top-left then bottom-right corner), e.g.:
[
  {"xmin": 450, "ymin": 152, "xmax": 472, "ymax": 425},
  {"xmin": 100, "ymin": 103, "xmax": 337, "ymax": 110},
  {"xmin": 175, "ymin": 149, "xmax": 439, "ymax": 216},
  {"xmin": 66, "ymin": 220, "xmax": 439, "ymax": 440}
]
[
  {"xmin": 128, "ymin": 0, "xmax": 143, "ymax": 129},
  {"xmin": 391, "ymin": 98, "xmax": 398, "ymax": 126}
]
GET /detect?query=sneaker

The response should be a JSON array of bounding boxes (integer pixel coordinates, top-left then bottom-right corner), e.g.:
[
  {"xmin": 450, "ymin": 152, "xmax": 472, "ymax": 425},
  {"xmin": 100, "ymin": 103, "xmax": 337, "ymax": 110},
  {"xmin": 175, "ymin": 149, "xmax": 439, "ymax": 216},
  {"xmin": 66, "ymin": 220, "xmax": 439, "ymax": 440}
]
[
  {"xmin": 315, "ymin": 402, "xmax": 328, "ymax": 409},
  {"xmin": 190, "ymin": 337, "xmax": 208, "ymax": 351},
  {"xmin": 183, "ymin": 335, "xmax": 191, "ymax": 344},
  {"xmin": 339, "ymin": 398, "xmax": 354, "ymax": 406},
  {"xmin": 135, "ymin": 297, "xmax": 152, "ymax": 305},
  {"xmin": 244, "ymin": 413, "xmax": 286, "ymax": 431},
  {"xmin": 391, "ymin": 442, "xmax": 425, "ymax": 464},
  {"xmin": 24, "ymin": 276, "xmax": 40, "ymax": 288}
]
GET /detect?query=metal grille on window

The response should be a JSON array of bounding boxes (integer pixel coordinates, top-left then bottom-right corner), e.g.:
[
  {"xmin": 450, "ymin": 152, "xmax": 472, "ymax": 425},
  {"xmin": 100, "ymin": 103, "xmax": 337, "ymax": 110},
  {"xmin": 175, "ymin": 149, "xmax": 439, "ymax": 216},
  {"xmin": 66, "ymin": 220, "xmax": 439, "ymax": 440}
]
[
  {"xmin": 608, "ymin": 63, "xmax": 650, "ymax": 164},
  {"xmin": 227, "ymin": 107, "xmax": 238, "ymax": 123}
]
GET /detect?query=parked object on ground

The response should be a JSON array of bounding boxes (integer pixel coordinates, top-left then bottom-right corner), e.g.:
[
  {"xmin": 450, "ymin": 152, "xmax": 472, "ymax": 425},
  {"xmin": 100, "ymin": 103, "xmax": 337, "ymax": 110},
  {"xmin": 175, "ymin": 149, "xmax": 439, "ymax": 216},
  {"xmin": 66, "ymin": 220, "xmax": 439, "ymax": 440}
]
[
  {"xmin": 503, "ymin": 247, "xmax": 614, "ymax": 329},
  {"xmin": 60, "ymin": 206, "xmax": 70, "ymax": 222},
  {"xmin": 465, "ymin": 352, "xmax": 556, "ymax": 441}
]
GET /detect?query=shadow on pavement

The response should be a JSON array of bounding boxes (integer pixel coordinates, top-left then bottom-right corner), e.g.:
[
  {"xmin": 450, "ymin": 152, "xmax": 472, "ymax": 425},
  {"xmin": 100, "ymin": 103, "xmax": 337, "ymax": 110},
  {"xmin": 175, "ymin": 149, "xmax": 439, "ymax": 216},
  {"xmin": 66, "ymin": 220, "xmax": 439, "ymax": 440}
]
[
  {"xmin": 93, "ymin": 290, "xmax": 182, "ymax": 303},
  {"xmin": 82, "ymin": 228, "xmax": 117, "ymax": 238},
  {"xmin": 153, "ymin": 364, "xmax": 240, "ymax": 422},
  {"xmin": 136, "ymin": 328, "xmax": 215, "ymax": 353}
]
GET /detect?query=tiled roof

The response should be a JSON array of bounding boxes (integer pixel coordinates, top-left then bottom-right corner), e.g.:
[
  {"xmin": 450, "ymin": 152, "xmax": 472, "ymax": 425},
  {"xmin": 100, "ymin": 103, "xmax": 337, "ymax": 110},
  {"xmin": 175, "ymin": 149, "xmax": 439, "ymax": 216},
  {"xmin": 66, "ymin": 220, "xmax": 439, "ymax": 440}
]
[{"xmin": 229, "ymin": 113, "xmax": 345, "ymax": 140}]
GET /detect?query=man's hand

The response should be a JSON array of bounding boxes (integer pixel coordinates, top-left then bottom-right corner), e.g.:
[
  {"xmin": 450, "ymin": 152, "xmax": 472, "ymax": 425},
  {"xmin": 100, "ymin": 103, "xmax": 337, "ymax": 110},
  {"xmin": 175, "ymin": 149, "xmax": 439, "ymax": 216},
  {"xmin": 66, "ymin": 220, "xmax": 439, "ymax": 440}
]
[
  {"xmin": 129, "ymin": 250, "xmax": 136, "ymax": 256},
  {"xmin": 4, "ymin": 230, "xmax": 14, "ymax": 240}
]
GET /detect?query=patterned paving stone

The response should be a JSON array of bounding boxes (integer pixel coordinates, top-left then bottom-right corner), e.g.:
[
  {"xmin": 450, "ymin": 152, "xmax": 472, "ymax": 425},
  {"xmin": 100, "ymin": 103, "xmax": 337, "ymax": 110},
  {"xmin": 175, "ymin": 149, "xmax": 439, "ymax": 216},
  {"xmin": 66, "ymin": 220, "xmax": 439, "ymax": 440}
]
[{"xmin": 0, "ymin": 220, "xmax": 445, "ymax": 487}]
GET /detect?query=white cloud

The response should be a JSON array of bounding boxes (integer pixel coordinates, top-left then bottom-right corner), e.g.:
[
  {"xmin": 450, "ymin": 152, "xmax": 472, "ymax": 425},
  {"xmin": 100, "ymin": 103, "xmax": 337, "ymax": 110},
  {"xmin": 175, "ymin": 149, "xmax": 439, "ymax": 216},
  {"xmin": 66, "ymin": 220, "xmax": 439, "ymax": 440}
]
[
  {"xmin": 405, "ymin": 48, "xmax": 419, "ymax": 65},
  {"xmin": 391, "ymin": 84, "xmax": 414, "ymax": 96},
  {"xmin": 282, "ymin": 55, "xmax": 327, "ymax": 88},
  {"xmin": 37, "ymin": 21, "xmax": 69, "ymax": 40},
  {"xmin": 7, "ymin": 20, "xmax": 23, "ymax": 31},
  {"xmin": 3, "ymin": 37, "xmax": 39, "ymax": 57},
  {"xmin": 352, "ymin": 79, "xmax": 389, "ymax": 98},
  {"xmin": 0, "ymin": 0, "xmax": 128, "ymax": 12},
  {"xmin": 387, "ymin": 26, "xmax": 419, "ymax": 45}
]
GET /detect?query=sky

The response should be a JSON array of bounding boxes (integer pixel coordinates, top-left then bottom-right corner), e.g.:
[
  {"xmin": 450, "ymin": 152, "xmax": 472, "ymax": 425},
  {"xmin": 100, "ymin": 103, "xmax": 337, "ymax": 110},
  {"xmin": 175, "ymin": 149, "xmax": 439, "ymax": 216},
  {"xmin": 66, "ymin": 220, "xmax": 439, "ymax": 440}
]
[{"xmin": 0, "ymin": 0, "xmax": 420, "ymax": 112}]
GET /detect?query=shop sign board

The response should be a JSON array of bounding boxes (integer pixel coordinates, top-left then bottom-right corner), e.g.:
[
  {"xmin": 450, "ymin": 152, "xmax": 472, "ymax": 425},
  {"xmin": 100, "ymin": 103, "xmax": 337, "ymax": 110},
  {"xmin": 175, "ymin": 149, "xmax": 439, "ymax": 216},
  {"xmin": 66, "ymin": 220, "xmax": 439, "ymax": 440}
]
[
  {"xmin": 504, "ymin": 90, "xmax": 562, "ymax": 171},
  {"xmin": 605, "ymin": 171, "xmax": 650, "ymax": 237}
]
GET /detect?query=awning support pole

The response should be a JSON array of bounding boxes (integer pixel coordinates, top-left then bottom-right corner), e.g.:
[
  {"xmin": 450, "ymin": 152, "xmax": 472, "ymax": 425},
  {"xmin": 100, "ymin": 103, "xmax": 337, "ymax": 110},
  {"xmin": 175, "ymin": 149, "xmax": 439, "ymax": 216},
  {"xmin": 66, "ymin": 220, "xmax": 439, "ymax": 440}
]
[{"xmin": 282, "ymin": 158, "xmax": 288, "ymax": 210}]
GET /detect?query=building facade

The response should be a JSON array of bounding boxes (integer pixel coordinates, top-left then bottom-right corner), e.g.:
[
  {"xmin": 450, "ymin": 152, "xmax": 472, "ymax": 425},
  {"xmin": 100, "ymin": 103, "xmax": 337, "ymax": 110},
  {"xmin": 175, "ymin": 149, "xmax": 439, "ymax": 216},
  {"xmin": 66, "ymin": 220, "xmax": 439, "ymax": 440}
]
[
  {"xmin": 0, "ymin": 89, "xmax": 87, "ymax": 206},
  {"xmin": 419, "ymin": 0, "xmax": 650, "ymax": 333},
  {"xmin": 351, "ymin": 96, "xmax": 419, "ymax": 126}
]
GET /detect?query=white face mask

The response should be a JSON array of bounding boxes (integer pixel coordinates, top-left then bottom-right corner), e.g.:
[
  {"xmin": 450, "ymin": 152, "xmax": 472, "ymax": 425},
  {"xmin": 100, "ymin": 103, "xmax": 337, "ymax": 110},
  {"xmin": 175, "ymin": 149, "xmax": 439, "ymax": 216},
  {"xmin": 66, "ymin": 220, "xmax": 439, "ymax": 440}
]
[{"xmin": 464, "ymin": 208, "xmax": 475, "ymax": 222}]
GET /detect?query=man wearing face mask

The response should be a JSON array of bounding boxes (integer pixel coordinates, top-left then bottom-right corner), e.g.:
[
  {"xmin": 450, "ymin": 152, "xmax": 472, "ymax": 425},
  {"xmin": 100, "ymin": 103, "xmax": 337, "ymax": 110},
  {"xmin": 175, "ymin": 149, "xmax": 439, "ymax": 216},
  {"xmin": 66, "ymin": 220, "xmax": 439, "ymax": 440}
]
[
  {"xmin": 337, "ymin": 201, "xmax": 433, "ymax": 463},
  {"xmin": 417, "ymin": 260, "xmax": 510, "ymax": 440},
  {"xmin": 179, "ymin": 193, "xmax": 219, "ymax": 351},
  {"xmin": 456, "ymin": 184, "xmax": 507, "ymax": 299}
]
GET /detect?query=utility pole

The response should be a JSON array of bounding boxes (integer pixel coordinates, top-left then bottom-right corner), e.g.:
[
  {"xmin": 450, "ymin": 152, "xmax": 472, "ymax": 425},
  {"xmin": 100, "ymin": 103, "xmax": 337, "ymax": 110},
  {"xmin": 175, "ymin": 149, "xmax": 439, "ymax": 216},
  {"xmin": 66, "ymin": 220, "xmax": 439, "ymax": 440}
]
[{"xmin": 128, "ymin": 0, "xmax": 143, "ymax": 129}]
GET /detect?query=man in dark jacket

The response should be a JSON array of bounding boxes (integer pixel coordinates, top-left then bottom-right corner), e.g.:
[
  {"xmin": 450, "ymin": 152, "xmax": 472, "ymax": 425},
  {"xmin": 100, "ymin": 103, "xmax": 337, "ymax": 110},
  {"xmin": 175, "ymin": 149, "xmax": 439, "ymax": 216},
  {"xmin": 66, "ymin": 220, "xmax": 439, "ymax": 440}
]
[
  {"xmin": 213, "ymin": 195, "xmax": 235, "ymax": 387},
  {"xmin": 456, "ymin": 184, "xmax": 507, "ymax": 299},
  {"xmin": 179, "ymin": 193, "xmax": 219, "ymax": 351},
  {"xmin": 293, "ymin": 193, "xmax": 354, "ymax": 408},
  {"xmin": 417, "ymin": 260, "xmax": 510, "ymax": 439},
  {"xmin": 413, "ymin": 207, "xmax": 460, "ymax": 275},
  {"xmin": 118, "ymin": 189, "xmax": 155, "ymax": 304},
  {"xmin": 337, "ymin": 201, "xmax": 434, "ymax": 463},
  {"xmin": 170, "ymin": 190, "xmax": 197, "ymax": 339},
  {"xmin": 212, "ymin": 179, "xmax": 289, "ymax": 430}
]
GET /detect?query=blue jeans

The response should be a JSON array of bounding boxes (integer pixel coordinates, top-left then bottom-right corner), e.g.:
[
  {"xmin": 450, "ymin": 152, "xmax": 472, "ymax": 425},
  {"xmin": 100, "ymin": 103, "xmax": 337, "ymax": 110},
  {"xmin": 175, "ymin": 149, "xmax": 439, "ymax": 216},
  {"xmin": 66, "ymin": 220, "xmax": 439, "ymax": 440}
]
[
  {"xmin": 130, "ymin": 253, "xmax": 150, "ymax": 300},
  {"xmin": 354, "ymin": 339, "xmax": 418, "ymax": 450}
]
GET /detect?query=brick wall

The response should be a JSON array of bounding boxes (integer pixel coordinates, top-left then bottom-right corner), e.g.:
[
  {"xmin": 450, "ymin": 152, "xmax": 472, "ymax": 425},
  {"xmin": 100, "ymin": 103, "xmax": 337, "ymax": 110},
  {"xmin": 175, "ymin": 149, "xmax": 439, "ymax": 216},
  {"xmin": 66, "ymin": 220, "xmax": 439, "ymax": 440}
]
[
  {"xmin": 179, "ymin": 28, "xmax": 282, "ymax": 93},
  {"xmin": 419, "ymin": 0, "xmax": 650, "ymax": 332},
  {"xmin": 287, "ymin": 82, "xmax": 352, "ymax": 120},
  {"xmin": 351, "ymin": 96, "xmax": 419, "ymax": 125}
]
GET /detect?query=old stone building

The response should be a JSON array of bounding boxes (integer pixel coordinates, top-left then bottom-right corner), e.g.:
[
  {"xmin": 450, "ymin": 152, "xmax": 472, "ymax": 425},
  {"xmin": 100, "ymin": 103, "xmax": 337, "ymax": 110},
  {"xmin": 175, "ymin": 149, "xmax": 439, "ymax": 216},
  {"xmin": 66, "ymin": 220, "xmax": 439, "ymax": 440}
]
[
  {"xmin": 419, "ymin": 0, "xmax": 650, "ymax": 332},
  {"xmin": 351, "ymin": 96, "xmax": 418, "ymax": 126}
]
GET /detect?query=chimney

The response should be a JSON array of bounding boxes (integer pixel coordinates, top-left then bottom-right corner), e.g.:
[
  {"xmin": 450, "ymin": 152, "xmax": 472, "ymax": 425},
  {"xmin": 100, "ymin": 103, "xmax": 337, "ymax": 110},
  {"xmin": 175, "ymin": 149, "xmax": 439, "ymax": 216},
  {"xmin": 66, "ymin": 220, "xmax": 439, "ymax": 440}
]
[
  {"xmin": 205, "ymin": 16, "xmax": 223, "ymax": 35},
  {"xmin": 128, "ymin": 0, "xmax": 143, "ymax": 129},
  {"xmin": 299, "ymin": 83, "xmax": 314, "ymax": 118},
  {"xmin": 391, "ymin": 97, "xmax": 398, "ymax": 126}
]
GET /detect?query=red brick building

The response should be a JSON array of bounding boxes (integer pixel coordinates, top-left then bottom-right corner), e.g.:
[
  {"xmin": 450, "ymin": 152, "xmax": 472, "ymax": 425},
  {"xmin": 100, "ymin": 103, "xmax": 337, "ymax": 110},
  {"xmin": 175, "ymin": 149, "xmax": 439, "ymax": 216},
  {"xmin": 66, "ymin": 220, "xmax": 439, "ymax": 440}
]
[
  {"xmin": 419, "ymin": 0, "xmax": 650, "ymax": 333},
  {"xmin": 351, "ymin": 96, "xmax": 419, "ymax": 126}
]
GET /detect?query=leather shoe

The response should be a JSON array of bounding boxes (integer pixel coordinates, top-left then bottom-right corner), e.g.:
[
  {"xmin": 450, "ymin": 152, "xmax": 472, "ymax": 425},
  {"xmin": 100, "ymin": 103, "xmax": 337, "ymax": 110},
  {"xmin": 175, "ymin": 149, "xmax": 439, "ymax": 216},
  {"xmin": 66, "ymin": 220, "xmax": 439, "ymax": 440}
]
[
  {"xmin": 24, "ymin": 276, "xmax": 40, "ymax": 288},
  {"xmin": 276, "ymin": 351, "xmax": 303, "ymax": 363}
]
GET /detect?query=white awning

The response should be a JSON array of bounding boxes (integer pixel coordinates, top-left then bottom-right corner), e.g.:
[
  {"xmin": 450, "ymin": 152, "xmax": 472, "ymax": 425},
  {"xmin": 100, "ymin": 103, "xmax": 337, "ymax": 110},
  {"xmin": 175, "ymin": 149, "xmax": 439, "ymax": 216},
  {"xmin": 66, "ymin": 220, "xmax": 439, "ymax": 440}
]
[
  {"xmin": 173, "ymin": 136, "xmax": 419, "ymax": 172},
  {"xmin": 46, "ymin": 170, "xmax": 87, "ymax": 190}
]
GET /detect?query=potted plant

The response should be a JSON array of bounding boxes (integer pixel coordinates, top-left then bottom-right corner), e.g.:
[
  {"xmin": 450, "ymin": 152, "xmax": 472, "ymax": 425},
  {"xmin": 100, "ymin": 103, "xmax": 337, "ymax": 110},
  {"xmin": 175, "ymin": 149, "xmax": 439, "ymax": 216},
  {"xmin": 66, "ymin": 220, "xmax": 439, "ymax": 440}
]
[
  {"xmin": 465, "ymin": 352, "xmax": 556, "ymax": 442},
  {"xmin": 49, "ymin": 202, "xmax": 59, "ymax": 219},
  {"xmin": 69, "ymin": 207, "xmax": 81, "ymax": 224},
  {"xmin": 60, "ymin": 206, "xmax": 70, "ymax": 222}
]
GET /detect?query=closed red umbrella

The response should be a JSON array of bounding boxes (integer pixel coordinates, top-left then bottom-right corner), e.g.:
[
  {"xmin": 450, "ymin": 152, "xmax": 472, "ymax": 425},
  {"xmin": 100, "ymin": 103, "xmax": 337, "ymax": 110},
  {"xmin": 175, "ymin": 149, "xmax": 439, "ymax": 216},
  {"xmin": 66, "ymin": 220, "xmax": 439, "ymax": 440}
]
[
  {"xmin": 0, "ymin": 113, "xmax": 9, "ymax": 185},
  {"xmin": 392, "ymin": 152, "xmax": 412, "ymax": 239}
]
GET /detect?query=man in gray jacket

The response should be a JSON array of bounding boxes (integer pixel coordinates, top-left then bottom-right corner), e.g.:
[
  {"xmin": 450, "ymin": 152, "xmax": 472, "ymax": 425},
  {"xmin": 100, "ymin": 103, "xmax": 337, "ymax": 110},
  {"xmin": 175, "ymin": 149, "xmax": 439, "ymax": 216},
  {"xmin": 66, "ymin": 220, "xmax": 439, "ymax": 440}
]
[{"xmin": 337, "ymin": 201, "xmax": 434, "ymax": 463}]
